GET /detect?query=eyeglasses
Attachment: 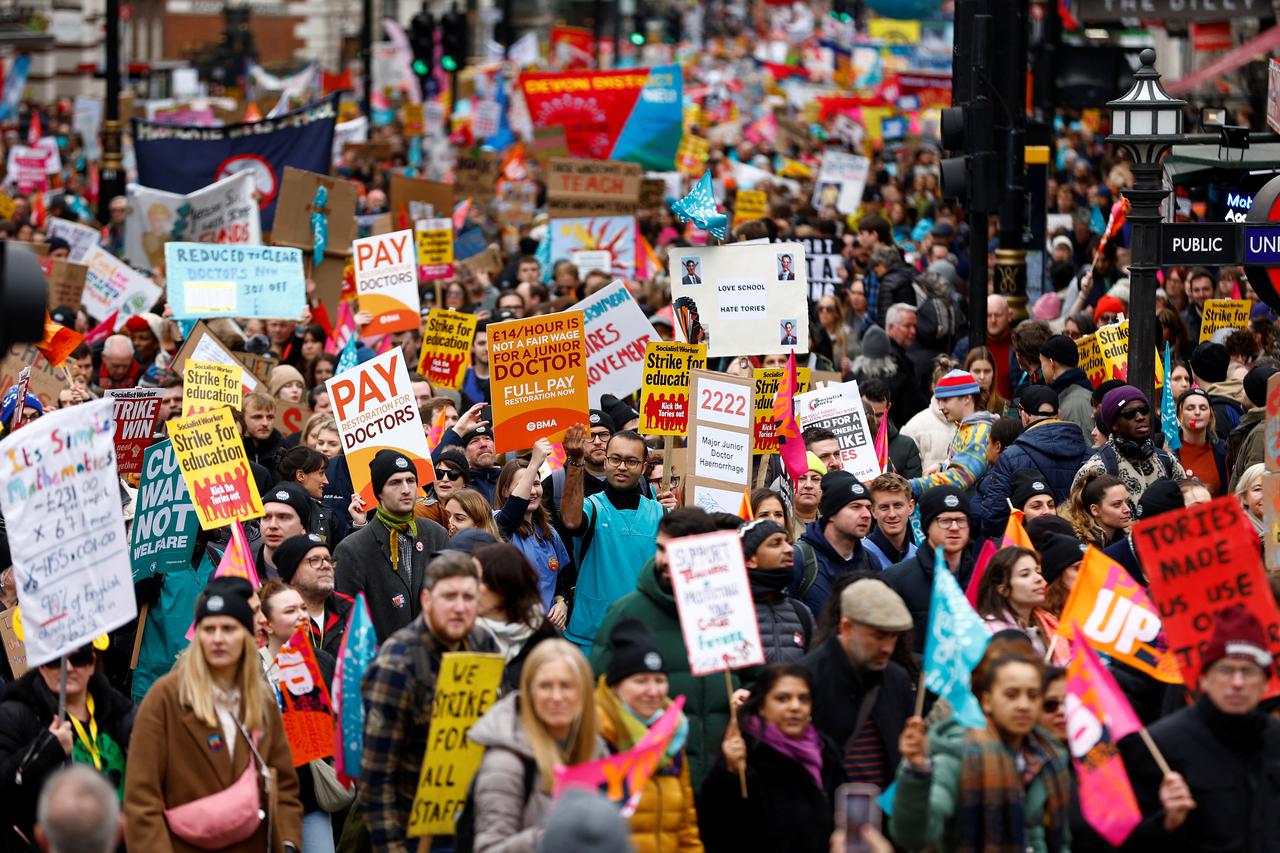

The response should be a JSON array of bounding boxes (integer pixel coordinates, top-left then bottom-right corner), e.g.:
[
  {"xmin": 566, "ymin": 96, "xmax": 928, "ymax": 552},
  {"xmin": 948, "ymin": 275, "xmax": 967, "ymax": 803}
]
[
  {"xmin": 606, "ymin": 454, "xmax": 645, "ymax": 469},
  {"xmin": 434, "ymin": 468, "xmax": 463, "ymax": 481},
  {"xmin": 932, "ymin": 516, "xmax": 969, "ymax": 529},
  {"xmin": 305, "ymin": 554, "xmax": 333, "ymax": 569},
  {"xmin": 1118, "ymin": 405, "xmax": 1151, "ymax": 420},
  {"xmin": 1207, "ymin": 662, "xmax": 1267, "ymax": 682},
  {"xmin": 589, "ymin": 431, "xmax": 612, "ymax": 443},
  {"xmin": 1042, "ymin": 699, "xmax": 1062, "ymax": 713}
]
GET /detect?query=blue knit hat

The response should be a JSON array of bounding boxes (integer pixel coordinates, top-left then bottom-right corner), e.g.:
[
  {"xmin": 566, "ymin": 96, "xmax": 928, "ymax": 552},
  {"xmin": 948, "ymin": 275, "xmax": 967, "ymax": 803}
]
[
  {"xmin": 933, "ymin": 369, "xmax": 981, "ymax": 399},
  {"xmin": 1, "ymin": 385, "xmax": 42, "ymax": 427}
]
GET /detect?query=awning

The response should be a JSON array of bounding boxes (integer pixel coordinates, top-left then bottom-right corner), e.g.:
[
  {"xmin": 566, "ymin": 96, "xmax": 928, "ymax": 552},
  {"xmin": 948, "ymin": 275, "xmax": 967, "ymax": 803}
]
[{"xmin": 1164, "ymin": 142, "xmax": 1280, "ymax": 186}]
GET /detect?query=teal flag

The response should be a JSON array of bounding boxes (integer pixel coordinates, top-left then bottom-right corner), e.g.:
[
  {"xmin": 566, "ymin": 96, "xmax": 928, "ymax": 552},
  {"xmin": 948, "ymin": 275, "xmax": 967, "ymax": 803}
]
[
  {"xmin": 923, "ymin": 546, "xmax": 991, "ymax": 729},
  {"xmin": 670, "ymin": 170, "xmax": 728, "ymax": 240}
]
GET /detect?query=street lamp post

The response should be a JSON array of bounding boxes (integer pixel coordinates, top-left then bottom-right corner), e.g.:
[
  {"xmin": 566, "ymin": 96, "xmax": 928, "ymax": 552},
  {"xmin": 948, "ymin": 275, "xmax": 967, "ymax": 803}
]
[{"xmin": 1106, "ymin": 48, "xmax": 1186, "ymax": 404}]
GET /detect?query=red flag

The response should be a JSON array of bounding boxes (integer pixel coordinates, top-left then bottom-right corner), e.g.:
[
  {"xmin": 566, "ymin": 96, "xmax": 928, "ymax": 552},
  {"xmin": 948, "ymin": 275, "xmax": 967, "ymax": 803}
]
[
  {"xmin": 244, "ymin": 101, "xmax": 263, "ymax": 122},
  {"xmin": 873, "ymin": 403, "xmax": 891, "ymax": 470},
  {"xmin": 275, "ymin": 623, "xmax": 336, "ymax": 765},
  {"xmin": 36, "ymin": 313, "xmax": 83, "ymax": 368},
  {"xmin": 772, "ymin": 350, "xmax": 808, "ymax": 483},
  {"xmin": 964, "ymin": 539, "xmax": 998, "ymax": 607},
  {"xmin": 83, "ymin": 311, "xmax": 119, "ymax": 345},
  {"xmin": 27, "ymin": 111, "xmax": 41, "ymax": 145},
  {"xmin": 1064, "ymin": 630, "xmax": 1144, "ymax": 846},
  {"xmin": 30, "ymin": 191, "xmax": 45, "ymax": 228}
]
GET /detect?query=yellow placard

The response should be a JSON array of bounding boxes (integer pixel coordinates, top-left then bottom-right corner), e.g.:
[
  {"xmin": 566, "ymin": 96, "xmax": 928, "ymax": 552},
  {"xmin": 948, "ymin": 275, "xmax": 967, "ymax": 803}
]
[
  {"xmin": 183, "ymin": 360, "xmax": 241, "ymax": 417},
  {"xmin": 1199, "ymin": 298, "xmax": 1251, "ymax": 343},
  {"xmin": 168, "ymin": 406, "xmax": 265, "ymax": 530},
  {"xmin": 404, "ymin": 102, "xmax": 425, "ymax": 136},
  {"xmin": 0, "ymin": 192, "xmax": 15, "ymax": 221},
  {"xmin": 1076, "ymin": 333, "xmax": 1105, "ymax": 388},
  {"xmin": 753, "ymin": 367, "xmax": 811, "ymax": 455},
  {"xmin": 1096, "ymin": 320, "xmax": 1164, "ymax": 388},
  {"xmin": 676, "ymin": 134, "xmax": 710, "ymax": 177},
  {"xmin": 407, "ymin": 652, "xmax": 504, "ymax": 837},
  {"xmin": 639, "ymin": 341, "xmax": 707, "ymax": 436},
  {"xmin": 414, "ymin": 218, "xmax": 455, "ymax": 281},
  {"xmin": 733, "ymin": 189, "xmax": 768, "ymax": 228},
  {"xmin": 868, "ymin": 18, "xmax": 922, "ymax": 44},
  {"xmin": 418, "ymin": 309, "xmax": 477, "ymax": 391}
]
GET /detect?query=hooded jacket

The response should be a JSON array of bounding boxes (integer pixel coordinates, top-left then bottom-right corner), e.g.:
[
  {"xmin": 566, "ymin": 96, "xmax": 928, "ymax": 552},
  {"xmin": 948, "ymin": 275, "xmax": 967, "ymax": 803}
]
[
  {"xmin": 1202, "ymin": 378, "xmax": 1245, "ymax": 443},
  {"xmin": 909, "ymin": 410, "xmax": 998, "ymax": 497},
  {"xmin": 590, "ymin": 560, "xmax": 736, "ymax": 791},
  {"xmin": 1048, "ymin": 368, "xmax": 1095, "ymax": 440},
  {"xmin": 901, "ymin": 399, "xmax": 958, "ymax": 472},
  {"xmin": 1228, "ymin": 406, "xmax": 1266, "ymax": 492},
  {"xmin": 468, "ymin": 692, "xmax": 608, "ymax": 853},
  {"xmin": 884, "ymin": 546, "xmax": 975, "ymax": 653},
  {"xmin": 975, "ymin": 418, "xmax": 1092, "ymax": 539},
  {"xmin": 793, "ymin": 520, "xmax": 880, "ymax": 616},
  {"xmin": 873, "ymin": 263, "xmax": 920, "ymax": 329}
]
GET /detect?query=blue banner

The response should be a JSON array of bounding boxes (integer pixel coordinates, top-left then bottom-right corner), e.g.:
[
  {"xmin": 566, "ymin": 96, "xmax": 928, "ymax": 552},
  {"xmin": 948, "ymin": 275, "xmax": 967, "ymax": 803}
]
[
  {"xmin": 132, "ymin": 94, "xmax": 339, "ymax": 229},
  {"xmin": 164, "ymin": 243, "xmax": 306, "ymax": 320}
]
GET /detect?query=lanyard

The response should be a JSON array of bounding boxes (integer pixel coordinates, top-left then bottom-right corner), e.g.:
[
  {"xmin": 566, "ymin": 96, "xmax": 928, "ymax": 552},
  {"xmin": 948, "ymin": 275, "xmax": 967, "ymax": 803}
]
[{"xmin": 68, "ymin": 694, "xmax": 101, "ymax": 771}]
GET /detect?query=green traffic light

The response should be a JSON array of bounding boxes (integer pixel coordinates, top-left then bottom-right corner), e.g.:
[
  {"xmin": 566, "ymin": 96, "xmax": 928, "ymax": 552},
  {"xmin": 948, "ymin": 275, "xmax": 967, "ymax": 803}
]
[
  {"xmin": 441, "ymin": 55, "xmax": 458, "ymax": 71},
  {"xmin": 412, "ymin": 59, "xmax": 428, "ymax": 74},
  {"xmin": 629, "ymin": 32, "xmax": 645, "ymax": 46}
]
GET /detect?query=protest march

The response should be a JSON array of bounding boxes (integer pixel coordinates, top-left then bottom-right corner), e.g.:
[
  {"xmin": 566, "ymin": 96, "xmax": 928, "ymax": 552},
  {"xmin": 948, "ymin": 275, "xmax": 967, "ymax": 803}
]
[{"xmin": 4, "ymin": 3, "xmax": 1280, "ymax": 851}]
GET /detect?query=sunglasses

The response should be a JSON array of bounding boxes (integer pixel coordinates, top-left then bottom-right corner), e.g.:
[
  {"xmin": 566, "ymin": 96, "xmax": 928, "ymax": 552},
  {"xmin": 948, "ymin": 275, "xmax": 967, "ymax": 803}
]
[
  {"xmin": 1042, "ymin": 699, "xmax": 1062, "ymax": 713},
  {"xmin": 1118, "ymin": 404, "xmax": 1151, "ymax": 420},
  {"xmin": 434, "ymin": 468, "xmax": 464, "ymax": 481},
  {"xmin": 41, "ymin": 648, "xmax": 95, "ymax": 669}
]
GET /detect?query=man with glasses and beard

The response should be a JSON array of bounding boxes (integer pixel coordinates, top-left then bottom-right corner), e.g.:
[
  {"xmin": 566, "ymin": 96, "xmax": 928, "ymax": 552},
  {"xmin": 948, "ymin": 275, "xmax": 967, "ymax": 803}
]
[
  {"xmin": 1073, "ymin": 385, "xmax": 1183, "ymax": 507},
  {"xmin": 272, "ymin": 533, "xmax": 353, "ymax": 656},
  {"xmin": 559, "ymin": 424, "xmax": 678, "ymax": 654}
]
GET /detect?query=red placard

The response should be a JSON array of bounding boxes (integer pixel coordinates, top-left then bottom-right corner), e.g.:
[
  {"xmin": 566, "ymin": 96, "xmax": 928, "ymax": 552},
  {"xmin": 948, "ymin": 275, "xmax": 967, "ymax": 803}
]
[
  {"xmin": 275, "ymin": 624, "xmax": 335, "ymax": 766},
  {"xmin": 1132, "ymin": 494, "xmax": 1280, "ymax": 696},
  {"xmin": 106, "ymin": 388, "xmax": 163, "ymax": 476}
]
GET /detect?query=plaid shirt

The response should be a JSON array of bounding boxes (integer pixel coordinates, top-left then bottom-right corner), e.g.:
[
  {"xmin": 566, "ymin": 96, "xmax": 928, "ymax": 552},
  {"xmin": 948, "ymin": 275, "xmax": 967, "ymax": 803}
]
[{"xmin": 359, "ymin": 617, "xmax": 497, "ymax": 853}]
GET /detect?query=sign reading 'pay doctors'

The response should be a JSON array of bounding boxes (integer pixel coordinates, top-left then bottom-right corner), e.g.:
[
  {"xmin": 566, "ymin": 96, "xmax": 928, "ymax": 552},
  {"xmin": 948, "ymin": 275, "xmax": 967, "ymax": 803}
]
[{"xmin": 353, "ymin": 229, "xmax": 421, "ymax": 335}]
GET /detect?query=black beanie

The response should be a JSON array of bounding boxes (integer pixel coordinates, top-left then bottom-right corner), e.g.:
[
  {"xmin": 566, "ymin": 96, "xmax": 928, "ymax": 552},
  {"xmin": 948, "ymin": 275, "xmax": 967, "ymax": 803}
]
[
  {"xmin": 370, "ymin": 449, "xmax": 416, "ymax": 497},
  {"xmin": 273, "ymin": 533, "xmax": 326, "ymax": 584},
  {"xmin": 605, "ymin": 618, "xmax": 667, "ymax": 685},
  {"xmin": 1244, "ymin": 364, "xmax": 1279, "ymax": 408},
  {"xmin": 739, "ymin": 519, "xmax": 787, "ymax": 561},
  {"xmin": 1190, "ymin": 342, "xmax": 1229, "ymax": 384},
  {"xmin": 1010, "ymin": 470, "xmax": 1054, "ymax": 511},
  {"xmin": 263, "ymin": 482, "xmax": 313, "ymax": 528},
  {"xmin": 600, "ymin": 394, "xmax": 638, "ymax": 428},
  {"xmin": 1040, "ymin": 334, "xmax": 1079, "ymax": 368},
  {"xmin": 818, "ymin": 471, "xmax": 872, "ymax": 525},
  {"xmin": 1135, "ymin": 478, "xmax": 1184, "ymax": 521},
  {"xmin": 1038, "ymin": 533, "xmax": 1087, "ymax": 585},
  {"xmin": 195, "ymin": 577, "xmax": 255, "ymax": 635},
  {"xmin": 919, "ymin": 485, "xmax": 969, "ymax": 531},
  {"xmin": 1026, "ymin": 514, "xmax": 1077, "ymax": 549}
]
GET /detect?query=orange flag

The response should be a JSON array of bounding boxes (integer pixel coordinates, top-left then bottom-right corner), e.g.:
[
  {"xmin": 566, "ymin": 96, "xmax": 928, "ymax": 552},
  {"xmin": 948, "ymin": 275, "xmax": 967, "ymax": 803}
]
[
  {"xmin": 738, "ymin": 489, "xmax": 753, "ymax": 521},
  {"xmin": 1001, "ymin": 509, "xmax": 1034, "ymax": 550},
  {"xmin": 36, "ymin": 313, "xmax": 83, "ymax": 368},
  {"xmin": 426, "ymin": 407, "xmax": 447, "ymax": 452}
]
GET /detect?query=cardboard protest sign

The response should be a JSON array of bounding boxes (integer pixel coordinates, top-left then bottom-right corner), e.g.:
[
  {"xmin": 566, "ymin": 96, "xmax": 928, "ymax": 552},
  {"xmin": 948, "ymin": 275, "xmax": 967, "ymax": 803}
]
[
  {"xmin": 414, "ymin": 218, "xmax": 454, "ymax": 280},
  {"xmin": 754, "ymin": 367, "xmax": 812, "ymax": 454},
  {"xmin": 124, "ymin": 171, "xmax": 262, "ymax": 270},
  {"xmin": 1199, "ymin": 298, "xmax": 1251, "ymax": 343},
  {"xmin": 0, "ymin": 344, "xmax": 64, "ymax": 411},
  {"xmin": 0, "ymin": 610, "xmax": 27, "ymax": 678},
  {"xmin": 1133, "ymin": 494, "xmax": 1280, "ymax": 695},
  {"xmin": 168, "ymin": 406, "xmax": 265, "ymax": 530},
  {"xmin": 795, "ymin": 380, "xmax": 880, "ymax": 481},
  {"xmin": 0, "ymin": 399, "xmax": 137, "ymax": 667},
  {"xmin": 665, "ymin": 530, "xmax": 765, "ymax": 674},
  {"xmin": 687, "ymin": 369, "xmax": 753, "ymax": 513},
  {"xmin": 183, "ymin": 360, "xmax": 242, "ymax": 417},
  {"xmin": 546, "ymin": 158, "xmax": 642, "ymax": 217},
  {"xmin": 40, "ymin": 257, "xmax": 88, "ymax": 311},
  {"xmin": 548, "ymin": 216, "xmax": 637, "ymax": 282},
  {"xmin": 389, "ymin": 172, "xmax": 452, "ymax": 229},
  {"xmin": 669, "ymin": 243, "xmax": 809, "ymax": 358},
  {"xmin": 802, "ymin": 237, "xmax": 843, "ymax": 303},
  {"xmin": 275, "ymin": 402, "xmax": 311, "ymax": 437},
  {"xmin": 570, "ymin": 280, "xmax": 654, "ymax": 405},
  {"xmin": 496, "ymin": 180, "xmax": 538, "ymax": 225},
  {"xmin": 553, "ymin": 697, "xmax": 687, "ymax": 814},
  {"xmin": 275, "ymin": 623, "xmax": 336, "ymax": 766},
  {"xmin": 45, "ymin": 217, "xmax": 101, "ymax": 263},
  {"xmin": 130, "ymin": 440, "xmax": 199, "ymax": 581},
  {"xmin": 640, "ymin": 341, "xmax": 706, "ymax": 436},
  {"xmin": 1266, "ymin": 373, "xmax": 1280, "ymax": 473},
  {"xmin": 406, "ymin": 652, "xmax": 504, "ymax": 836},
  {"xmin": 353, "ymin": 229, "xmax": 421, "ymax": 335},
  {"xmin": 530, "ymin": 125, "xmax": 570, "ymax": 163},
  {"xmin": 639, "ymin": 178, "xmax": 667, "ymax": 209},
  {"xmin": 80, "ymin": 245, "xmax": 165, "ymax": 321},
  {"xmin": 456, "ymin": 246, "xmax": 503, "ymax": 278},
  {"xmin": 171, "ymin": 321, "xmax": 261, "ymax": 396},
  {"xmin": 326, "ymin": 347, "xmax": 435, "ymax": 504},
  {"xmin": 812, "ymin": 151, "xmax": 870, "ymax": 215},
  {"xmin": 733, "ymin": 189, "xmax": 767, "ymax": 228},
  {"xmin": 104, "ymin": 387, "xmax": 163, "ymax": 476},
  {"xmin": 272, "ymin": 167, "xmax": 359, "ymax": 319},
  {"xmin": 164, "ymin": 243, "xmax": 305, "ymax": 321},
  {"xmin": 454, "ymin": 150, "xmax": 499, "ymax": 201},
  {"xmin": 488, "ymin": 312, "xmax": 590, "ymax": 453},
  {"xmin": 418, "ymin": 309, "xmax": 477, "ymax": 391}
]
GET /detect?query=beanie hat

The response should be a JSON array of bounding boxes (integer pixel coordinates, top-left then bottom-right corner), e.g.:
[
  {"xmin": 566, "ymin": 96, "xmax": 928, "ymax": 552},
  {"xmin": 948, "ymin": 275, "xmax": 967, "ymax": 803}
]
[
  {"xmin": 919, "ymin": 485, "xmax": 969, "ymax": 531},
  {"xmin": 1010, "ymin": 470, "xmax": 1054, "ymax": 511},
  {"xmin": 195, "ymin": 577, "xmax": 255, "ymax": 636},
  {"xmin": 1134, "ymin": 478, "xmax": 1184, "ymax": 521},
  {"xmin": 445, "ymin": 528, "xmax": 497, "ymax": 555},
  {"xmin": 0, "ymin": 386, "xmax": 42, "ymax": 426},
  {"xmin": 860, "ymin": 325, "xmax": 891, "ymax": 359},
  {"xmin": 1244, "ymin": 364, "xmax": 1279, "ymax": 408},
  {"xmin": 1092, "ymin": 379, "xmax": 1127, "ymax": 407},
  {"xmin": 370, "ymin": 449, "xmax": 416, "ymax": 496},
  {"xmin": 268, "ymin": 364, "xmax": 307, "ymax": 397},
  {"xmin": 1190, "ymin": 342, "xmax": 1230, "ymax": 384},
  {"xmin": 458, "ymin": 423, "xmax": 493, "ymax": 447},
  {"xmin": 933, "ymin": 369, "xmax": 981, "ymax": 400},
  {"xmin": 818, "ymin": 471, "xmax": 872, "ymax": 525},
  {"xmin": 263, "ymin": 482, "xmax": 313, "ymax": 528},
  {"xmin": 273, "ymin": 533, "xmax": 326, "ymax": 584},
  {"xmin": 1098, "ymin": 385, "xmax": 1149, "ymax": 432},
  {"xmin": 1200, "ymin": 604, "xmax": 1272, "ymax": 673},
  {"xmin": 805, "ymin": 451, "xmax": 828, "ymax": 477},
  {"xmin": 1040, "ymin": 334, "xmax": 1079, "ymax": 368},
  {"xmin": 600, "ymin": 394, "xmax": 639, "ymax": 428},
  {"xmin": 1038, "ymin": 533, "xmax": 1087, "ymax": 586},
  {"xmin": 588, "ymin": 408, "xmax": 617, "ymax": 434},
  {"xmin": 1093, "ymin": 295, "xmax": 1125, "ymax": 323},
  {"xmin": 739, "ymin": 519, "xmax": 788, "ymax": 562},
  {"xmin": 121, "ymin": 311, "xmax": 164, "ymax": 342},
  {"xmin": 1032, "ymin": 291, "xmax": 1062, "ymax": 322},
  {"xmin": 538, "ymin": 789, "xmax": 633, "ymax": 852},
  {"xmin": 840, "ymin": 579, "xmax": 913, "ymax": 632},
  {"xmin": 605, "ymin": 618, "xmax": 667, "ymax": 685},
  {"xmin": 1026, "ymin": 513, "xmax": 1077, "ymax": 548}
]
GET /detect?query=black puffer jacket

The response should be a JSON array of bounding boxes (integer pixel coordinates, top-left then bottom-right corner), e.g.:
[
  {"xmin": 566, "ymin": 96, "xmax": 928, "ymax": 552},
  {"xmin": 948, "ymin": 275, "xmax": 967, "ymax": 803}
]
[
  {"xmin": 883, "ymin": 545, "xmax": 974, "ymax": 653},
  {"xmin": 0, "ymin": 670, "xmax": 135, "ymax": 850}
]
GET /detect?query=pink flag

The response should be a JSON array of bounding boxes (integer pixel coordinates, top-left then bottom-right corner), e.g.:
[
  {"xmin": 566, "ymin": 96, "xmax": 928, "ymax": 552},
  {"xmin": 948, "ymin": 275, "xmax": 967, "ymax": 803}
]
[
  {"xmin": 83, "ymin": 311, "xmax": 119, "ymax": 346},
  {"xmin": 873, "ymin": 402, "xmax": 891, "ymax": 471},
  {"xmin": 964, "ymin": 539, "xmax": 998, "ymax": 607},
  {"xmin": 216, "ymin": 521, "xmax": 263, "ymax": 589},
  {"xmin": 1064, "ymin": 627, "xmax": 1144, "ymax": 847},
  {"xmin": 772, "ymin": 350, "xmax": 808, "ymax": 483}
]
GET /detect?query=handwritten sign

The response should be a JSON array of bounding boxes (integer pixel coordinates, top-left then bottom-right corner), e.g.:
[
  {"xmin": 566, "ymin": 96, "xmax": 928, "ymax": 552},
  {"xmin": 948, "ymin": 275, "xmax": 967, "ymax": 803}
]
[
  {"xmin": 665, "ymin": 530, "xmax": 765, "ymax": 675},
  {"xmin": 275, "ymin": 623, "xmax": 336, "ymax": 766},
  {"xmin": 488, "ymin": 312, "xmax": 590, "ymax": 453},
  {"xmin": 182, "ymin": 360, "xmax": 241, "ymax": 416},
  {"xmin": 639, "ymin": 341, "xmax": 706, "ymax": 436},
  {"xmin": 0, "ymin": 609, "xmax": 27, "ymax": 677},
  {"xmin": 407, "ymin": 652, "xmax": 504, "ymax": 837},
  {"xmin": 80, "ymin": 245, "xmax": 164, "ymax": 321},
  {"xmin": 104, "ymin": 387, "xmax": 163, "ymax": 476},
  {"xmin": 353, "ymin": 229, "xmax": 420, "ymax": 335},
  {"xmin": 0, "ymin": 399, "xmax": 137, "ymax": 667},
  {"xmin": 545, "ymin": 158, "xmax": 642, "ymax": 217},
  {"xmin": 795, "ymin": 380, "xmax": 880, "ymax": 480},
  {"xmin": 418, "ymin": 309, "xmax": 476, "ymax": 391},
  {"xmin": 688, "ymin": 369, "xmax": 753, "ymax": 514},
  {"xmin": 130, "ymin": 440, "xmax": 198, "ymax": 581},
  {"xmin": 164, "ymin": 243, "xmax": 305, "ymax": 321},
  {"xmin": 168, "ymin": 406, "xmax": 265, "ymax": 530},
  {"xmin": 570, "ymin": 280, "xmax": 654, "ymax": 405}
]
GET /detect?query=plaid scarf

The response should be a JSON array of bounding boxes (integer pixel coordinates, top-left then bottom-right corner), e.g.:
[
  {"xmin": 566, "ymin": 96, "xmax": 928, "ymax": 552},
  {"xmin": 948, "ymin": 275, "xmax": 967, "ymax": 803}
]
[
  {"xmin": 375, "ymin": 505, "xmax": 417, "ymax": 573},
  {"xmin": 959, "ymin": 723, "xmax": 1071, "ymax": 853}
]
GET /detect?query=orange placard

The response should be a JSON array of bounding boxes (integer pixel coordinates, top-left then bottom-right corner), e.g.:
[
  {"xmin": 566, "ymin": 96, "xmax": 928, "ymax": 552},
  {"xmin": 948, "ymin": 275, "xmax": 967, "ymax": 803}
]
[
  {"xmin": 275, "ymin": 624, "xmax": 335, "ymax": 766},
  {"xmin": 487, "ymin": 311, "xmax": 590, "ymax": 452}
]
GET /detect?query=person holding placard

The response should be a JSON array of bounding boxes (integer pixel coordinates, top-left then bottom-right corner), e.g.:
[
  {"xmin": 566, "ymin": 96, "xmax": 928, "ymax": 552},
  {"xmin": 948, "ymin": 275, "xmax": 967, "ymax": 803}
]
[
  {"xmin": 430, "ymin": 403, "xmax": 501, "ymax": 504},
  {"xmin": 493, "ymin": 440, "xmax": 573, "ymax": 623},
  {"xmin": 541, "ymin": 410, "xmax": 618, "ymax": 536}
]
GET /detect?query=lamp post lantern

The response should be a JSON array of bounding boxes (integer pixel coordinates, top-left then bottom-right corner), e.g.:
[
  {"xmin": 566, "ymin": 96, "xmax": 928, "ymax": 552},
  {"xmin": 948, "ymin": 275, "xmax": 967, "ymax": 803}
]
[{"xmin": 1105, "ymin": 47, "xmax": 1186, "ymax": 403}]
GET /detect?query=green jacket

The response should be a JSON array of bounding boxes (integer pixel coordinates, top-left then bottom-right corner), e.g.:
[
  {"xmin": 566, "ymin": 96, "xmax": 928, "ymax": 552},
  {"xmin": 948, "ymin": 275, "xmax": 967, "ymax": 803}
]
[
  {"xmin": 589, "ymin": 558, "xmax": 736, "ymax": 791},
  {"xmin": 889, "ymin": 719, "xmax": 1071, "ymax": 853}
]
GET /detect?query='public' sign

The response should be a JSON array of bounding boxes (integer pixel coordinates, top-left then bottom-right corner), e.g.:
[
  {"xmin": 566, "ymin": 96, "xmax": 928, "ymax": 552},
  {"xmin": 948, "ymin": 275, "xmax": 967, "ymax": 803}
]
[{"xmin": 1160, "ymin": 223, "xmax": 1240, "ymax": 265}]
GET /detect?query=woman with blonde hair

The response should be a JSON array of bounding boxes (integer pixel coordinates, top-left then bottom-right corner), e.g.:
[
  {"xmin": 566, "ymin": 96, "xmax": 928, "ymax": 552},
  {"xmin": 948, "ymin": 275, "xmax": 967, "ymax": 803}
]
[
  {"xmin": 1235, "ymin": 462, "xmax": 1267, "ymax": 538},
  {"xmin": 125, "ymin": 577, "xmax": 303, "ymax": 852},
  {"xmin": 445, "ymin": 487, "xmax": 503, "ymax": 539},
  {"xmin": 301, "ymin": 414, "xmax": 342, "ymax": 460},
  {"xmin": 467, "ymin": 639, "xmax": 607, "ymax": 852}
]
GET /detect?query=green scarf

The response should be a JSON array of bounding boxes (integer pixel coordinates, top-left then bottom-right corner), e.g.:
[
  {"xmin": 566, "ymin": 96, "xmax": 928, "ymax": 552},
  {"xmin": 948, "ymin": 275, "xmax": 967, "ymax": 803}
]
[{"xmin": 375, "ymin": 505, "xmax": 417, "ymax": 572}]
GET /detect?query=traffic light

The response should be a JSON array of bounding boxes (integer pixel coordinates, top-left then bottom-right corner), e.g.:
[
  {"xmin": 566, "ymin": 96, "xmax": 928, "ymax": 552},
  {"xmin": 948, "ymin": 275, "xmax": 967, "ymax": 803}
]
[
  {"xmin": 409, "ymin": 11, "xmax": 435, "ymax": 82},
  {"xmin": 440, "ymin": 5, "xmax": 466, "ymax": 73},
  {"xmin": 939, "ymin": 8, "xmax": 997, "ymax": 212}
]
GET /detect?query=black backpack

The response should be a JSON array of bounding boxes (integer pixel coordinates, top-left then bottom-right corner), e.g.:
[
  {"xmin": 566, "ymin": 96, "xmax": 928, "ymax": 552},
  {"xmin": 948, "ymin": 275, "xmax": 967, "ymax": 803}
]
[{"xmin": 452, "ymin": 753, "xmax": 537, "ymax": 853}]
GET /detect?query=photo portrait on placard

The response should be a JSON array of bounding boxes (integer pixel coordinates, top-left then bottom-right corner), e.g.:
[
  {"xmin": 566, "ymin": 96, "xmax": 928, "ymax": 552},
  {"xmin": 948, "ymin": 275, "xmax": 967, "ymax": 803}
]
[
  {"xmin": 776, "ymin": 252, "xmax": 796, "ymax": 280},
  {"xmin": 680, "ymin": 256, "xmax": 702, "ymax": 285},
  {"xmin": 780, "ymin": 320, "xmax": 798, "ymax": 345}
]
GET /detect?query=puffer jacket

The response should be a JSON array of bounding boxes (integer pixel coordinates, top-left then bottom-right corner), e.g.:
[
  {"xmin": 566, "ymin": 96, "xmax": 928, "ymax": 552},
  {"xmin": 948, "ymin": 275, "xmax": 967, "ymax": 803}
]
[
  {"xmin": 909, "ymin": 410, "xmax": 998, "ymax": 497},
  {"xmin": 594, "ymin": 681, "xmax": 702, "ymax": 853},
  {"xmin": 793, "ymin": 521, "xmax": 880, "ymax": 617},
  {"xmin": 975, "ymin": 417, "xmax": 1092, "ymax": 539},
  {"xmin": 468, "ymin": 692, "xmax": 607, "ymax": 853},
  {"xmin": 884, "ymin": 545, "xmax": 975, "ymax": 654},
  {"xmin": 901, "ymin": 399, "xmax": 957, "ymax": 472},
  {"xmin": 755, "ymin": 596, "xmax": 813, "ymax": 665}
]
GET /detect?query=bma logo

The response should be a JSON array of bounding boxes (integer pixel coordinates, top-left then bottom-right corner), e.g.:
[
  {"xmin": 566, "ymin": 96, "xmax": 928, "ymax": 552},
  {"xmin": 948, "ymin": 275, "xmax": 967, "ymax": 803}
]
[{"xmin": 1225, "ymin": 192, "xmax": 1253, "ymax": 223}]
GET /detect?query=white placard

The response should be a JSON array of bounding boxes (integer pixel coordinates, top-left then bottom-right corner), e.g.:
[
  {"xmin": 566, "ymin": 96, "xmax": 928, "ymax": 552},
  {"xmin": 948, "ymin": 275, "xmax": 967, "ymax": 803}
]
[
  {"xmin": 811, "ymin": 150, "xmax": 870, "ymax": 215},
  {"xmin": 0, "ymin": 399, "xmax": 137, "ymax": 667},
  {"xmin": 352, "ymin": 229, "xmax": 421, "ymax": 334},
  {"xmin": 125, "ymin": 171, "xmax": 263, "ymax": 271},
  {"xmin": 665, "ymin": 530, "xmax": 765, "ymax": 675},
  {"xmin": 694, "ymin": 424, "xmax": 750, "ymax": 483},
  {"xmin": 694, "ymin": 376, "xmax": 752, "ymax": 428},
  {"xmin": 45, "ymin": 217, "xmax": 102, "ymax": 264},
  {"xmin": 795, "ymin": 379, "xmax": 881, "ymax": 481},
  {"xmin": 570, "ymin": 279, "xmax": 655, "ymax": 405},
  {"xmin": 80, "ymin": 244, "xmax": 165, "ymax": 321}
]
